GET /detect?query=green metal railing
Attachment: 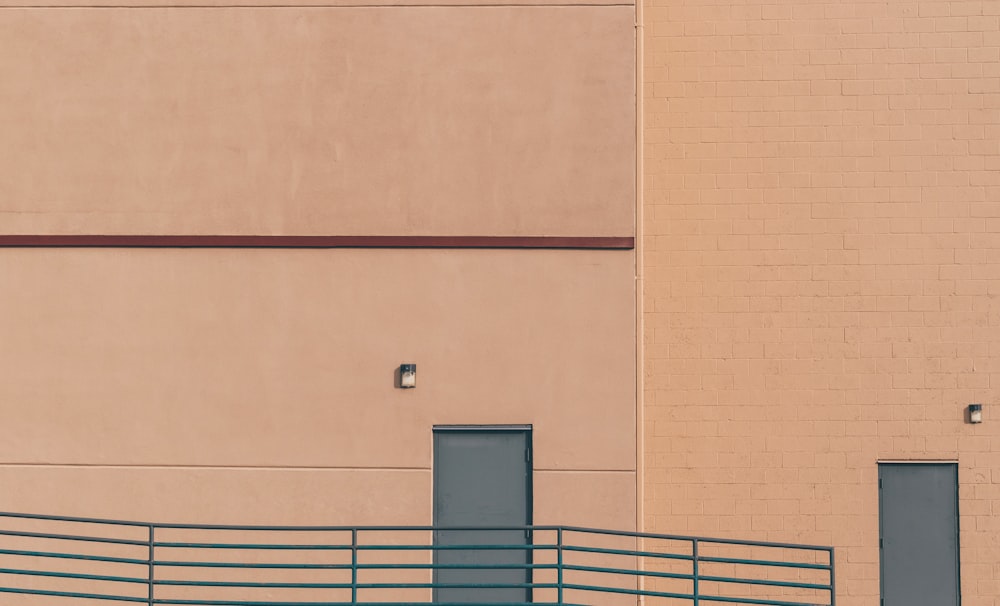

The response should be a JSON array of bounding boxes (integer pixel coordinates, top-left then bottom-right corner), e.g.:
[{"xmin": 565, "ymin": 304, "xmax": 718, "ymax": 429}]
[{"xmin": 0, "ymin": 512, "xmax": 834, "ymax": 605}]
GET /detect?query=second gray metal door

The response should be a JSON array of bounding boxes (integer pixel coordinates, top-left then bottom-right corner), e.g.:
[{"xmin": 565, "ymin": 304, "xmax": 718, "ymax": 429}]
[
  {"xmin": 879, "ymin": 463, "xmax": 960, "ymax": 606},
  {"xmin": 433, "ymin": 427, "xmax": 532, "ymax": 604}
]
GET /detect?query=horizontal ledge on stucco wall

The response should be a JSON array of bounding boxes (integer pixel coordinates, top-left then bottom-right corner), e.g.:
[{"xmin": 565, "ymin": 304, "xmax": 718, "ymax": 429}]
[
  {"xmin": 0, "ymin": 1, "xmax": 634, "ymax": 6},
  {"xmin": 0, "ymin": 235, "xmax": 635, "ymax": 250}
]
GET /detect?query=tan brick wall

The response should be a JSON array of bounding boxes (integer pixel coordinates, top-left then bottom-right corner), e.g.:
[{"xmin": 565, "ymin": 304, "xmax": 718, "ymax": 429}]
[{"xmin": 642, "ymin": 0, "xmax": 1000, "ymax": 604}]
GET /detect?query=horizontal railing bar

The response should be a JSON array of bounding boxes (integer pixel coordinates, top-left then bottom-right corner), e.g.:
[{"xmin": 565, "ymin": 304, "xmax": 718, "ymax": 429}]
[
  {"xmin": 691, "ymin": 537, "xmax": 833, "ymax": 552},
  {"xmin": 0, "ymin": 529, "xmax": 147, "ymax": 547},
  {"xmin": 0, "ymin": 586, "xmax": 146, "ymax": 602},
  {"xmin": 149, "ymin": 578, "xmax": 829, "ymax": 594},
  {"xmin": 139, "ymin": 576, "xmax": 832, "ymax": 596},
  {"xmin": 0, "ymin": 514, "xmax": 519, "ymax": 532},
  {"xmin": 700, "ymin": 574, "xmax": 832, "ymax": 590},
  {"xmin": 0, "ymin": 513, "xmax": 834, "ymax": 552},
  {"xmin": 0, "ymin": 566, "xmax": 146, "ymax": 585},
  {"xmin": 562, "ymin": 582, "xmax": 695, "ymax": 600},
  {"xmin": 151, "ymin": 524, "xmax": 558, "ymax": 532},
  {"xmin": 0, "ymin": 547, "xmax": 148, "ymax": 566},
  {"xmin": 568, "ymin": 581, "xmax": 831, "ymax": 606},
  {"xmin": 563, "ymin": 543, "xmax": 694, "ymax": 560},
  {"xmin": 154, "ymin": 561, "xmax": 559, "ymax": 571},
  {"xmin": 153, "ymin": 602, "xmax": 573, "ymax": 606},
  {"xmin": 699, "ymin": 555, "xmax": 832, "ymax": 570},
  {"xmin": 563, "ymin": 562, "xmax": 694, "ymax": 581},
  {"xmin": 154, "ymin": 580, "xmax": 354, "ymax": 588},
  {"xmin": 148, "ymin": 550, "xmax": 825, "ymax": 568},
  {"xmin": 700, "ymin": 594, "xmax": 832, "ymax": 606},
  {"xmin": 359, "ymin": 562, "xmax": 559, "ymax": 570},
  {"xmin": 154, "ymin": 561, "xmax": 352, "ymax": 569},
  {"xmin": 154, "ymin": 601, "xmax": 381, "ymax": 606},
  {"xmin": 359, "ymin": 543, "xmax": 556, "ymax": 551},
  {"xmin": 356, "ymin": 582, "xmax": 555, "ymax": 589},
  {"xmin": 156, "ymin": 542, "xmax": 554, "ymax": 551},
  {"xmin": 154, "ymin": 542, "xmax": 352, "ymax": 550},
  {"xmin": 0, "ymin": 512, "xmax": 150, "ymax": 528},
  {"xmin": 559, "ymin": 526, "xmax": 833, "ymax": 552},
  {"xmin": 154, "ymin": 542, "xmax": 709, "ymax": 557}
]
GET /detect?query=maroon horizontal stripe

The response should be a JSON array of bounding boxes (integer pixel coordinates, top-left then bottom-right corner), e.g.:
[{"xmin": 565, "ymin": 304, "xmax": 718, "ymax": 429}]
[{"xmin": 0, "ymin": 235, "xmax": 633, "ymax": 249}]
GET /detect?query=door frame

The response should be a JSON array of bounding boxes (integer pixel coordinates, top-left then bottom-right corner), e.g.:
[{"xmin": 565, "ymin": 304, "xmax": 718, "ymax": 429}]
[{"xmin": 878, "ymin": 461, "xmax": 961, "ymax": 606}]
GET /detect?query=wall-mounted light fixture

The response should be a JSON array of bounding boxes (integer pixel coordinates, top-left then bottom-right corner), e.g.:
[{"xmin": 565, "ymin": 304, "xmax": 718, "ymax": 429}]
[
  {"xmin": 968, "ymin": 403, "xmax": 983, "ymax": 424},
  {"xmin": 400, "ymin": 364, "xmax": 416, "ymax": 389}
]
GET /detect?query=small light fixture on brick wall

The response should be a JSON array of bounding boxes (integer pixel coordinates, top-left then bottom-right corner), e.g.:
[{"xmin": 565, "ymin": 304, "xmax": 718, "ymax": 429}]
[
  {"xmin": 968, "ymin": 403, "xmax": 983, "ymax": 424},
  {"xmin": 399, "ymin": 364, "xmax": 416, "ymax": 389}
]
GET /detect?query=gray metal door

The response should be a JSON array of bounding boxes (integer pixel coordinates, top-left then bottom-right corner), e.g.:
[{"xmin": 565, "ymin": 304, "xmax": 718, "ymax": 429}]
[
  {"xmin": 433, "ymin": 426, "xmax": 532, "ymax": 604},
  {"xmin": 879, "ymin": 463, "xmax": 960, "ymax": 606}
]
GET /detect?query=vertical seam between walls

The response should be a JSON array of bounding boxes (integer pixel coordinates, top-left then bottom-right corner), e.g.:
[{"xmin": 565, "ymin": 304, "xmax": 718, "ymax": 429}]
[{"xmin": 634, "ymin": 0, "xmax": 645, "ymax": 601}]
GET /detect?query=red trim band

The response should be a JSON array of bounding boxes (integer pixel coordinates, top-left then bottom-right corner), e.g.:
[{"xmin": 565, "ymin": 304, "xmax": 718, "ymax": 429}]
[{"xmin": 0, "ymin": 235, "xmax": 634, "ymax": 249}]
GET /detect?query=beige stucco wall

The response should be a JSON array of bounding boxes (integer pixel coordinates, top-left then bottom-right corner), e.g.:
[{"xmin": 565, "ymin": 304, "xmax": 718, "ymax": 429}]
[
  {"xmin": 0, "ymin": 0, "xmax": 638, "ymax": 540},
  {"xmin": 0, "ymin": 0, "xmax": 640, "ymax": 602},
  {"xmin": 0, "ymin": 6, "xmax": 634, "ymax": 237},
  {"xmin": 0, "ymin": 249, "xmax": 635, "ymax": 527},
  {"xmin": 644, "ymin": 0, "xmax": 1000, "ymax": 604}
]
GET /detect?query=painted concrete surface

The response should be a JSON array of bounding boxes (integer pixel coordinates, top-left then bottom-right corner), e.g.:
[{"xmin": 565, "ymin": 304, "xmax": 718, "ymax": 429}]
[{"xmin": 0, "ymin": 7, "xmax": 635, "ymax": 237}]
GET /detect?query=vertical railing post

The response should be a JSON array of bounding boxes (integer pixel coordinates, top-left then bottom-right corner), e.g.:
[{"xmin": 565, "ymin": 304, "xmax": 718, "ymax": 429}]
[
  {"xmin": 556, "ymin": 528, "xmax": 564, "ymax": 605},
  {"xmin": 829, "ymin": 547, "xmax": 836, "ymax": 606},
  {"xmin": 351, "ymin": 529, "xmax": 358, "ymax": 604},
  {"xmin": 692, "ymin": 538, "xmax": 699, "ymax": 606},
  {"xmin": 147, "ymin": 525, "xmax": 155, "ymax": 606}
]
